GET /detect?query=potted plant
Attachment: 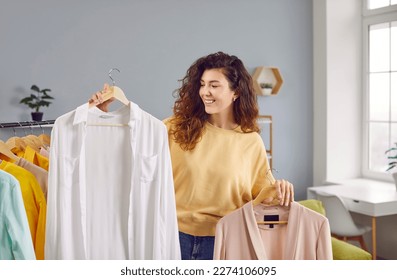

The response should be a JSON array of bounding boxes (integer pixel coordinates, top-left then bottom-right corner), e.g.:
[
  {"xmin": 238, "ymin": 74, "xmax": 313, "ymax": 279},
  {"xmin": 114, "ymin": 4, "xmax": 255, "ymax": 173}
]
[
  {"xmin": 20, "ymin": 85, "xmax": 54, "ymax": 121},
  {"xmin": 385, "ymin": 142, "xmax": 397, "ymax": 189},
  {"xmin": 260, "ymin": 82, "xmax": 273, "ymax": 95}
]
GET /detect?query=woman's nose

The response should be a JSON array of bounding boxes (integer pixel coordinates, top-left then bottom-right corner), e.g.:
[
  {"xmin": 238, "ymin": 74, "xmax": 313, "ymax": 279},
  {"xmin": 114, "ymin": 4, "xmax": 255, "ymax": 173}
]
[{"xmin": 201, "ymin": 86, "xmax": 211, "ymax": 96}]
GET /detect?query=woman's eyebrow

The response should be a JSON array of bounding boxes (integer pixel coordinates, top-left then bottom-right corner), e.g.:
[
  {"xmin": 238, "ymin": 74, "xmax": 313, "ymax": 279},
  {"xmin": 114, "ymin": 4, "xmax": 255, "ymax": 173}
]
[{"xmin": 200, "ymin": 79, "xmax": 221, "ymax": 83}]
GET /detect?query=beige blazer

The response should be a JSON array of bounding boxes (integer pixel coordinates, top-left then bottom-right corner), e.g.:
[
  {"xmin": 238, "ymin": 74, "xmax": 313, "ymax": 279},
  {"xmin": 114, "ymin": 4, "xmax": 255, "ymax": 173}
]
[{"xmin": 214, "ymin": 201, "xmax": 332, "ymax": 260}]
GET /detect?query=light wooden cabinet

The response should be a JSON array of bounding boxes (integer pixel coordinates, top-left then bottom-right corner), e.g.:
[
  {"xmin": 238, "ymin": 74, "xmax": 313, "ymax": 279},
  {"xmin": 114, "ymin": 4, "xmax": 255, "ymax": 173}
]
[
  {"xmin": 257, "ymin": 115, "xmax": 273, "ymax": 169},
  {"xmin": 252, "ymin": 66, "xmax": 283, "ymax": 96}
]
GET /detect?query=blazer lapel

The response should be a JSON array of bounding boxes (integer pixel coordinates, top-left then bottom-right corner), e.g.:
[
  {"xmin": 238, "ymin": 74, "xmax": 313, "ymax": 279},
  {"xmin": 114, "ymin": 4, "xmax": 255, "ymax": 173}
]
[
  {"xmin": 243, "ymin": 201, "xmax": 268, "ymax": 259},
  {"xmin": 283, "ymin": 202, "xmax": 301, "ymax": 259}
]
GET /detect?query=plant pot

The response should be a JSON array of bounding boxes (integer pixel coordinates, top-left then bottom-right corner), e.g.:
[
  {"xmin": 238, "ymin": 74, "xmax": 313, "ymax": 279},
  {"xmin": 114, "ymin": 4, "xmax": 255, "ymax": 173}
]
[
  {"xmin": 31, "ymin": 112, "xmax": 43, "ymax": 121},
  {"xmin": 262, "ymin": 88, "xmax": 273, "ymax": 95}
]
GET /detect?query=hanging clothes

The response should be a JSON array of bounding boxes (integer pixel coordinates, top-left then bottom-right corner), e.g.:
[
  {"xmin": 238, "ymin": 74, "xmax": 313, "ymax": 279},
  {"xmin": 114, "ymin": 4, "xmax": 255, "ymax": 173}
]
[
  {"xmin": 15, "ymin": 157, "xmax": 48, "ymax": 200},
  {"xmin": 39, "ymin": 147, "xmax": 50, "ymax": 158},
  {"xmin": 214, "ymin": 201, "xmax": 332, "ymax": 260},
  {"xmin": 0, "ymin": 161, "xmax": 47, "ymax": 260},
  {"xmin": 45, "ymin": 102, "xmax": 180, "ymax": 260},
  {"xmin": 22, "ymin": 145, "xmax": 49, "ymax": 171},
  {"xmin": 0, "ymin": 169, "xmax": 36, "ymax": 260}
]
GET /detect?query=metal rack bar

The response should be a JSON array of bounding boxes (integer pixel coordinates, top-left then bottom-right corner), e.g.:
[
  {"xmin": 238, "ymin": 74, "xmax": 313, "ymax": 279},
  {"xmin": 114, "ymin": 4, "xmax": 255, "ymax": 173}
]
[{"xmin": 0, "ymin": 120, "xmax": 55, "ymax": 128}]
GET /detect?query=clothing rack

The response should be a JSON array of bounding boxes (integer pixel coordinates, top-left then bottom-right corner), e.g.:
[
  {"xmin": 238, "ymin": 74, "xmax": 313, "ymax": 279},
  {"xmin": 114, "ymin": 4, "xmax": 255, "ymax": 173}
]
[{"xmin": 0, "ymin": 120, "xmax": 55, "ymax": 128}]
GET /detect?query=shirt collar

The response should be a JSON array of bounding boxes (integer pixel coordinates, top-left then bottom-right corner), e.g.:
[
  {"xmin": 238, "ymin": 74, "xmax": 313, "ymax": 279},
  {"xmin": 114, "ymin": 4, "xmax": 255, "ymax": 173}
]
[{"xmin": 72, "ymin": 101, "xmax": 141, "ymax": 126}]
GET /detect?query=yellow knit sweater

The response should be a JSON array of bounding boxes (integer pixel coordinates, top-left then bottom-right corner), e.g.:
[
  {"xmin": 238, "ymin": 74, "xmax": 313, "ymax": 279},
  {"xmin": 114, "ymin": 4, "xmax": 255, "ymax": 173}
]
[{"xmin": 164, "ymin": 119, "xmax": 274, "ymax": 236}]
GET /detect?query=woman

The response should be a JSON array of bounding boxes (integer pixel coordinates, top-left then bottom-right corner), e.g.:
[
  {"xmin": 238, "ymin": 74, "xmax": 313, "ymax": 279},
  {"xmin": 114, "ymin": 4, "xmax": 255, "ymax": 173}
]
[{"xmin": 90, "ymin": 52, "xmax": 294, "ymax": 260}]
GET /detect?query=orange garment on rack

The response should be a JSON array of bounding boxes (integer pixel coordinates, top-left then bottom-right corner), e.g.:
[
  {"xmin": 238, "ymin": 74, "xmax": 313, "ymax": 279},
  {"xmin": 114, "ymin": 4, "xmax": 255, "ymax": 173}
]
[{"xmin": 0, "ymin": 161, "xmax": 47, "ymax": 260}]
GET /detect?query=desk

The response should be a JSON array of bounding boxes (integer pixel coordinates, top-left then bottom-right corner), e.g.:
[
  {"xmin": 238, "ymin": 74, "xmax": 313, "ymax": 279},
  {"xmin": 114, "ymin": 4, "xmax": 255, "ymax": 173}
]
[{"xmin": 307, "ymin": 179, "xmax": 397, "ymax": 260}]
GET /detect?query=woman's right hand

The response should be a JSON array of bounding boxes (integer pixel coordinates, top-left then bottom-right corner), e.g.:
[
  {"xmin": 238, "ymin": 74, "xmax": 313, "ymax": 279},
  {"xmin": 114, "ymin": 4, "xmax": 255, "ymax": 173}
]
[{"xmin": 88, "ymin": 83, "xmax": 114, "ymax": 112}]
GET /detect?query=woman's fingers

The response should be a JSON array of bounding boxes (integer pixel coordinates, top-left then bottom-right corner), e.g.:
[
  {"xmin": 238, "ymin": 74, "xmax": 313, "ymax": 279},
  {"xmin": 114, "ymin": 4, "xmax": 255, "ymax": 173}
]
[
  {"xmin": 89, "ymin": 84, "xmax": 110, "ymax": 104},
  {"xmin": 89, "ymin": 92, "xmax": 102, "ymax": 105},
  {"xmin": 274, "ymin": 179, "xmax": 294, "ymax": 206}
]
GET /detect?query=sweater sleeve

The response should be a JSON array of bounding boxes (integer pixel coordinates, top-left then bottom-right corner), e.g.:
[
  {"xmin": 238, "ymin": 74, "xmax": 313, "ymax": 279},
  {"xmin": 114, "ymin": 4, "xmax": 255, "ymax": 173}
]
[{"xmin": 251, "ymin": 134, "xmax": 275, "ymax": 199}]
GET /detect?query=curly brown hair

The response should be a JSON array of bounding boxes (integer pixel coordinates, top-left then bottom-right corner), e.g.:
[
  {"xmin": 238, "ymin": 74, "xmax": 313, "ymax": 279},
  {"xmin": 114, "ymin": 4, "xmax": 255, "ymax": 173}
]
[{"xmin": 170, "ymin": 51, "xmax": 260, "ymax": 151}]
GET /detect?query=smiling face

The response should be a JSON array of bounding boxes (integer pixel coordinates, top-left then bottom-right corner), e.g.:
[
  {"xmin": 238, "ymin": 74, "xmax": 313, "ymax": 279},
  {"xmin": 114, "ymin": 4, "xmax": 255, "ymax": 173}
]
[{"xmin": 199, "ymin": 68, "xmax": 238, "ymax": 120}]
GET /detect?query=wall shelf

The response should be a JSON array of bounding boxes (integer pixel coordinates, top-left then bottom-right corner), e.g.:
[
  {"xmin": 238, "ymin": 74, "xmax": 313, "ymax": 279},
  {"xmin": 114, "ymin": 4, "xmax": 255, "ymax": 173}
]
[{"xmin": 252, "ymin": 66, "xmax": 283, "ymax": 96}]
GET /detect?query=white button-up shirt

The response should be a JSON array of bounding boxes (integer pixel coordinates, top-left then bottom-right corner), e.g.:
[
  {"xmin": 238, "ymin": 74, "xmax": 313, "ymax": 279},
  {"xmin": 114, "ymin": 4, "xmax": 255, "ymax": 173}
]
[{"xmin": 45, "ymin": 102, "xmax": 180, "ymax": 260}]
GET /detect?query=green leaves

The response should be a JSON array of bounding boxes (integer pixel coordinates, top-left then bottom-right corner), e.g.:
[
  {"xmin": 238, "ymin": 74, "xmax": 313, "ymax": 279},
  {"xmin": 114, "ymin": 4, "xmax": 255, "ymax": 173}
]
[
  {"xmin": 20, "ymin": 84, "xmax": 54, "ymax": 112},
  {"xmin": 386, "ymin": 143, "xmax": 397, "ymax": 172}
]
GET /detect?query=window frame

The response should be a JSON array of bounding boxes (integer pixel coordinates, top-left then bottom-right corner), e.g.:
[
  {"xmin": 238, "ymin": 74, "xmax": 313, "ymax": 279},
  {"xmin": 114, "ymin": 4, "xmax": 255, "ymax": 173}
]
[
  {"xmin": 363, "ymin": 0, "xmax": 397, "ymax": 16},
  {"xmin": 362, "ymin": 5, "xmax": 397, "ymax": 181}
]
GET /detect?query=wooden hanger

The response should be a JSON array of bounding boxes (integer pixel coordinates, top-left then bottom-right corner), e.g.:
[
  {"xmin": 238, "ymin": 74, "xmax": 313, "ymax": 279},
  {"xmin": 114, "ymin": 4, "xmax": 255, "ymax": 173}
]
[
  {"xmin": 87, "ymin": 84, "xmax": 129, "ymax": 126},
  {"xmin": 26, "ymin": 134, "xmax": 42, "ymax": 146},
  {"xmin": 35, "ymin": 123, "xmax": 51, "ymax": 148},
  {"xmin": 6, "ymin": 136, "xmax": 27, "ymax": 152},
  {"xmin": 89, "ymin": 85, "xmax": 128, "ymax": 108},
  {"xmin": 22, "ymin": 135, "xmax": 41, "ymax": 152},
  {"xmin": 0, "ymin": 140, "xmax": 19, "ymax": 162},
  {"xmin": 253, "ymin": 186, "xmax": 288, "ymax": 225},
  {"xmin": 89, "ymin": 68, "xmax": 129, "ymax": 108},
  {"xmin": 38, "ymin": 134, "xmax": 51, "ymax": 148},
  {"xmin": 257, "ymin": 220, "xmax": 288, "ymax": 225}
]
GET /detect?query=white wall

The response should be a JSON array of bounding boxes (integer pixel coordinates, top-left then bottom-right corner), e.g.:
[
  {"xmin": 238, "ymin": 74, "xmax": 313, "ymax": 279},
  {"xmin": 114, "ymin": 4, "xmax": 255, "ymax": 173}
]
[
  {"xmin": 313, "ymin": 0, "xmax": 328, "ymax": 186},
  {"xmin": 327, "ymin": 0, "xmax": 362, "ymax": 181},
  {"xmin": 313, "ymin": 0, "xmax": 362, "ymax": 185}
]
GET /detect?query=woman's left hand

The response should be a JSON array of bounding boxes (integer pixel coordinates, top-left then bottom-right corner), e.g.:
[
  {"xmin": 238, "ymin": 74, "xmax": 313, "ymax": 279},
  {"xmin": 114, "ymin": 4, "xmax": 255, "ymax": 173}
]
[{"xmin": 273, "ymin": 179, "xmax": 294, "ymax": 206}]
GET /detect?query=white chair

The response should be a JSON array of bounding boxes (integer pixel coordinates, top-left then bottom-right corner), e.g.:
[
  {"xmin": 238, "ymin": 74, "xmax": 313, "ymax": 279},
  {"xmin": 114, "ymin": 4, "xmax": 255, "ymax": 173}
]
[{"xmin": 316, "ymin": 191, "xmax": 372, "ymax": 251}]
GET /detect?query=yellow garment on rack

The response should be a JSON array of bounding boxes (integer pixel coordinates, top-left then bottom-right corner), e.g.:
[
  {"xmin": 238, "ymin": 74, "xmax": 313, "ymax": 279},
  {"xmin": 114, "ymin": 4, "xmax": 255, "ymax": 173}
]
[
  {"xmin": 6, "ymin": 137, "xmax": 27, "ymax": 155},
  {"xmin": 9, "ymin": 146, "xmax": 24, "ymax": 158},
  {"xmin": 23, "ymin": 146, "xmax": 49, "ymax": 171},
  {"xmin": 0, "ymin": 161, "xmax": 47, "ymax": 260}
]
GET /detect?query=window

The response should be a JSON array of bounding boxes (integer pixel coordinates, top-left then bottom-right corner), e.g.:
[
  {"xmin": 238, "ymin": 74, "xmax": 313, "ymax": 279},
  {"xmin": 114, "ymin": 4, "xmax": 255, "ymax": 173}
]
[
  {"xmin": 363, "ymin": 1, "xmax": 397, "ymax": 180},
  {"xmin": 367, "ymin": 0, "xmax": 397, "ymax": 10}
]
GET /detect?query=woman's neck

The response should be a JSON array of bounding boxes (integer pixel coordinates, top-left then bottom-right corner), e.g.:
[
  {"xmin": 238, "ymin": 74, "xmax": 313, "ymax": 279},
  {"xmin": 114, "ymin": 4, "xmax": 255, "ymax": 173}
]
[{"xmin": 208, "ymin": 114, "xmax": 238, "ymax": 130}]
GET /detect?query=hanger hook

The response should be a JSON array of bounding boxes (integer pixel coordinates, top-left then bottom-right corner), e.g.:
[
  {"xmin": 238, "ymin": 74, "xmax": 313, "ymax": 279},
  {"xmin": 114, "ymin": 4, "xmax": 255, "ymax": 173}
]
[
  {"xmin": 38, "ymin": 123, "xmax": 44, "ymax": 135},
  {"xmin": 108, "ymin": 68, "xmax": 120, "ymax": 86},
  {"xmin": 18, "ymin": 122, "xmax": 27, "ymax": 136}
]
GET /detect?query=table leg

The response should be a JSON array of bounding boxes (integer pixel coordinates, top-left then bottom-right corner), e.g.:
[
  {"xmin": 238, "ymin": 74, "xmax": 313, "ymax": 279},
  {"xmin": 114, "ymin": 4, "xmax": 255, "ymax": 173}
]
[{"xmin": 372, "ymin": 217, "xmax": 376, "ymax": 260}]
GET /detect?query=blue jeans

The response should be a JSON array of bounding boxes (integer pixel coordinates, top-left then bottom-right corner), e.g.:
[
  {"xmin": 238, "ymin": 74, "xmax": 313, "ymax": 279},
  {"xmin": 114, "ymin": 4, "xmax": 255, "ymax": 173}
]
[{"xmin": 179, "ymin": 232, "xmax": 215, "ymax": 260}]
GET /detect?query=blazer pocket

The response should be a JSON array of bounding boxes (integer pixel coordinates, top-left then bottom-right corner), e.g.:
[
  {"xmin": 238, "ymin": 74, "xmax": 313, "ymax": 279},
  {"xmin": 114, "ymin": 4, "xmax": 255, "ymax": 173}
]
[{"xmin": 138, "ymin": 154, "xmax": 158, "ymax": 182}]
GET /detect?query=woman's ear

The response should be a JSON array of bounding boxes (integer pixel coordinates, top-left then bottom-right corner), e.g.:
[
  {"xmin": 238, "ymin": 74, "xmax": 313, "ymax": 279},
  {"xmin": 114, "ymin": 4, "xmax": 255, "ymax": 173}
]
[{"xmin": 233, "ymin": 95, "xmax": 239, "ymax": 102}]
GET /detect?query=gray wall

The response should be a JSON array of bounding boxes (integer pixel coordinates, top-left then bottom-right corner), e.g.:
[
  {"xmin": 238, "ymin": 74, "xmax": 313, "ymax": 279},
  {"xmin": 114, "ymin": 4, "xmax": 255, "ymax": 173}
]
[{"xmin": 0, "ymin": 0, "xmax": 313, "ymax": 200}]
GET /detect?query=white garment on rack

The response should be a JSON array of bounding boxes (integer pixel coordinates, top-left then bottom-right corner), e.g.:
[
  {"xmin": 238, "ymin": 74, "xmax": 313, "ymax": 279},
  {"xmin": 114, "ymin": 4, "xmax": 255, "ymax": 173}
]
[{"xmin": 45, "ymin": 102, "xmax": 180, "ymax": 260}]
